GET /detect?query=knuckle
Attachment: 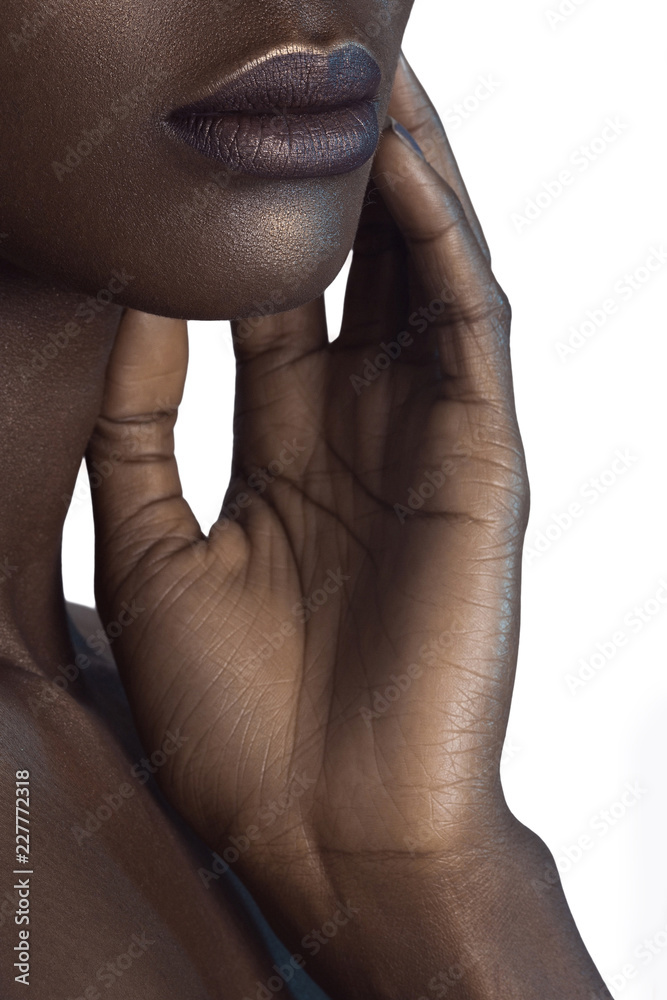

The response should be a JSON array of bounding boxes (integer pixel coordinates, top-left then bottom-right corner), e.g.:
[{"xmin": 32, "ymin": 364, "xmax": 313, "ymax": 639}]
[
  {"xmin": 480, "ymin": 237, "xmax": 493, "ymax": 268},
  {"xmin": 450, "ymin": 278, "xmax": 512, "ymax": 332},
  {"xmin": 507, "ymin": 437, "xmax": 530, "ymax": 533},
  {"xmin": 491, "ymin": 284, "xmax": 512, "ymax": 327},
  {"xmin": 469, "ymin": 422, "xmax": 530, "ymax": 532},
  {"xmin": 515, "ymin": 450, "xmax": 531, "ymax": 530},
  {"xmin": 441, "ymin": 184, "xmax": 468, "ymax": 223},
  {"xmin": 90, "ymin": 409, "xmax": 176, "ymax": 460}
]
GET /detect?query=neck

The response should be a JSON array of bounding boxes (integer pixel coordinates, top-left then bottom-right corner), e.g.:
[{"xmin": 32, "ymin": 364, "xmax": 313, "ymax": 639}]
[{"xmin": 0, "ymin": 260, "xmax": 121, "ymax": 671}]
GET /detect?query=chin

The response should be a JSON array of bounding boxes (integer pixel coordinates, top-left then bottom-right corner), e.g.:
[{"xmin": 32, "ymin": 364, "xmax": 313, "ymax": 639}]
[
  {"xmin": 7, "ymin": 168, "xmax": 367, "ymax": 323},
  {"xmin": 122, "ymin": 171, "xmax": 367, "ymax": 321},
  {"xmin": 117, "ymin": 243, "xmax": 352, "ymax": 322}
]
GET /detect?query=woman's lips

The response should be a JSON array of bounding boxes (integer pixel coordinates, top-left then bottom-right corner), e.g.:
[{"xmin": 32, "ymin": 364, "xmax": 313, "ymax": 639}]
[{"xmin": 166, "ymin": 44, "xmax": 382, "ymax": 180}]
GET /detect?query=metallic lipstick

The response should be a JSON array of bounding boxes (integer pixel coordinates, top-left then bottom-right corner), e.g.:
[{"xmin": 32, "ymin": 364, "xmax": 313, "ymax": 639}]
[{"xmin": 165, "ymin": 44, "xmax": 382, "ymax": 180}]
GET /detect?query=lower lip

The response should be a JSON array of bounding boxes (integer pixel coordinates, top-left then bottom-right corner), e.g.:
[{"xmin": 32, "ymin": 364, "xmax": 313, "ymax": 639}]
[{"xmin": 167, "ymin": 100, "xmax": 380, "ymax": 180}]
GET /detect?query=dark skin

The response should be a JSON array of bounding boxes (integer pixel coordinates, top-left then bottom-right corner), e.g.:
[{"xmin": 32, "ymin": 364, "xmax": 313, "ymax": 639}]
[
  {"xmin": 80, "ymin": 66, "xmax": 612, "ymax": 999},
  {"xmin": 0, "ymin": 0, "xmax": 412, "ymax": 318},
  {"xmin": 0, "ymin": 2, "xmax": 612, "ymax": 997},
  {"xmin": 1, "ymin": 6, "xmax": 413, "ymax": 992},
  {"xmin": 0, "ymin": 284, "xmax": 269, "ymax": 998},
  {"xmin": 0, "ymin": 273, "xmax": 286, "ymax": 999}
]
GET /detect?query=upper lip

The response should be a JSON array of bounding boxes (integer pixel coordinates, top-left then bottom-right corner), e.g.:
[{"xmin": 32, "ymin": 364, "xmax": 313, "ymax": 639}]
[{"xmin": 167, "ymin": 42, "xmax": 382, "ymax": 119}]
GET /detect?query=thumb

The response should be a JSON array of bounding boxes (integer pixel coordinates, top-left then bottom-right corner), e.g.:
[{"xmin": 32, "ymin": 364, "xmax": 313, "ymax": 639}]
[{"xmin": 86, "ymin": 309, "xmax": 202, "ymax": 601}]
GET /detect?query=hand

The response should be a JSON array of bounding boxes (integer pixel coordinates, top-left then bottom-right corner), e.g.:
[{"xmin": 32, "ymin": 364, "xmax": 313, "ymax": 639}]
[
  {"xmin": 85, "ymin": 56, "xmax": 584, "ymax": 998},
  {"xmin": 88, "ymin": 53, "xmax": 524, "ymax": 848},
  {"xmin": 86, "ymin": 56, "xmax": 612, "ymax": 1000}
]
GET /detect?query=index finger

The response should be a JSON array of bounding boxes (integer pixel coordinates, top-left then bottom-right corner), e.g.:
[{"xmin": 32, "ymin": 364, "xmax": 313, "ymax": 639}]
[
  {"xmin": 372, "ymin": 128, "xmax": 513, "ymax": 410},
  {"xmin": 389, "ymin": 53, "xmax": 491, "ymax": 263}
]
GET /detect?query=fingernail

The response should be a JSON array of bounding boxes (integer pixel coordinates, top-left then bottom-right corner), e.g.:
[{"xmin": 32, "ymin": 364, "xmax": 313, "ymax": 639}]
[{"xmin": 388, "ymin": 116, "xmax": 425, "ymax": 159}]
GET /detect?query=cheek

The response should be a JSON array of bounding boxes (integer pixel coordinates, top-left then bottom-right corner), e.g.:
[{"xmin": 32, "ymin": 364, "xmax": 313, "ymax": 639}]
[
  {"xmin": 0, "ymin": 40, "xmax": 373, "ymax": 320},
  {"xmin": 0, "ymin": 103, "xmax": 370, "ymax": 320},
  {"xmin": 0, "ymin": 0, "xmax": 414, "ymax": 319}
]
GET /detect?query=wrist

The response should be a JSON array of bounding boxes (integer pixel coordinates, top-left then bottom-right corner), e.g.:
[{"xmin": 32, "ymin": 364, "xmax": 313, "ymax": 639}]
[{"xmin": 240, "ymin": 813, "xmax": 611, "ymax": 1000}]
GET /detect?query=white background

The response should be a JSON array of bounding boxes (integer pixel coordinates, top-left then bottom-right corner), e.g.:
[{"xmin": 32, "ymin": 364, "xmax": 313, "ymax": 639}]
[{"xmin": 63, "ymin": 1, "xmax": 667, "ymax": 996}]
